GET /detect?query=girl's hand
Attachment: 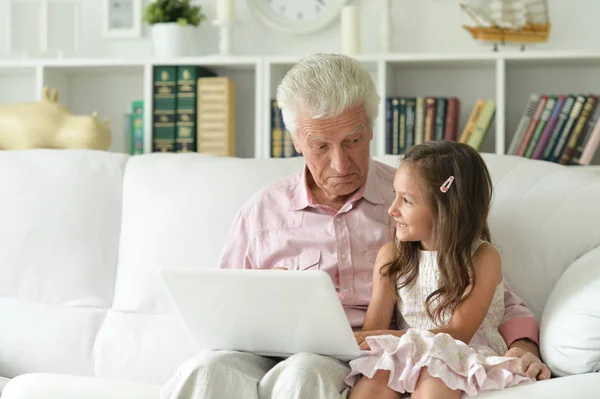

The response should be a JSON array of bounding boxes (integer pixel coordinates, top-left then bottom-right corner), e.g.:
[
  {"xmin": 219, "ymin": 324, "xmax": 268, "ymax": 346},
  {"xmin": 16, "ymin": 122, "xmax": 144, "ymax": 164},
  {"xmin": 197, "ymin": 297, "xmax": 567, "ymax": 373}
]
[
  {"xmin": 354, "ymin": 330, "xmax": 407, "ymax": 350},
  {"xmin": 354, "ymin": 330, "xmax": 386, "ymax": 350}
]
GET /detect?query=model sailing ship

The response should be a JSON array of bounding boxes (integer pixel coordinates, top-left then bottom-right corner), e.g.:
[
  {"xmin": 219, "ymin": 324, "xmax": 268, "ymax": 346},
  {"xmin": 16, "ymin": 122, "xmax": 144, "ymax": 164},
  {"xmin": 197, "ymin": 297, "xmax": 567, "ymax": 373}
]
[{"xmin": 460, "ymin": 0, "xmax": 550, "ymax": 50}]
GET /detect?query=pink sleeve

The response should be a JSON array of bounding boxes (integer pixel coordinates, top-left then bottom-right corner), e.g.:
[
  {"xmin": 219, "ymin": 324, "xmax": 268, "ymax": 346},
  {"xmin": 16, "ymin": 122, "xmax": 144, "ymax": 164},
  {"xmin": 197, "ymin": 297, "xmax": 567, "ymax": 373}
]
[
  {"xmin": 499, "ymin": 280, "xmax": 540, "ymax": 347},
  {"xmin": 217, "ymin": 212, "xmax": 254, "ymax": 270}
]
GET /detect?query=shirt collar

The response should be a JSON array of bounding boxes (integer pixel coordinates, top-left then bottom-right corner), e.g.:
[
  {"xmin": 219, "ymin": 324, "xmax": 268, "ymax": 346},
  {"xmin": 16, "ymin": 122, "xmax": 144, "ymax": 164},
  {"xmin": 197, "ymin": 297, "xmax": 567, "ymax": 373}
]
[{"xmin": 288, "ymin": 158, "xmax": 385, "ymax": 211}]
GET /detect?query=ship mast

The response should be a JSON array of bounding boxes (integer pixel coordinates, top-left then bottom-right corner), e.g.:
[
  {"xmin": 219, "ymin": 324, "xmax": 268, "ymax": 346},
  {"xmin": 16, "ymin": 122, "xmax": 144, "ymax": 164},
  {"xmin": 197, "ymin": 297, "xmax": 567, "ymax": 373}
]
[{"xmin": 460, "ymin": 0, "xmax": 495, "ymax": 27}]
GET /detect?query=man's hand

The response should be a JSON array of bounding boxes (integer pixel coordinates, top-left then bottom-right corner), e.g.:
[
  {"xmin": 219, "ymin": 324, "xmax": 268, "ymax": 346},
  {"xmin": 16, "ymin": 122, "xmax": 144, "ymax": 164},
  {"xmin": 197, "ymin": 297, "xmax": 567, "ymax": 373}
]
[
  {"xmin": 272, "ymin": 267, "xmax": 288, "ymax": 271},
  {"xmin": 505, "ymin": 340, "xmax": 551, "ymax": 381}
]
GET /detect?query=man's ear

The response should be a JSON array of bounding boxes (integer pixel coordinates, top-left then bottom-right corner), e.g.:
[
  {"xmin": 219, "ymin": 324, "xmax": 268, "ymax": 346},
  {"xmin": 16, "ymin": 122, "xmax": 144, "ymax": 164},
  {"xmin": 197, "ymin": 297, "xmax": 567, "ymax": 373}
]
[{"xmin": 292, "ymin": 133, "xmax": 302, "ymax": 154}]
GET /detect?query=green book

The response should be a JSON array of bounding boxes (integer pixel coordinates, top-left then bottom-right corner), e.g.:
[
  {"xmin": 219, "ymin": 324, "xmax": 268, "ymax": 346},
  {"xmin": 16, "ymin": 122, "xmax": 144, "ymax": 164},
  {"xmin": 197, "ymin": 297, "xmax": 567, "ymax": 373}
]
[
  {"xmin": 152, "ymin": 66, "xmax": 177, "ymax": 152},
  {"xmin": 434, "ymin": 97, "xmax": 447, "ymax": 141},
  {"xmin": 131, "ymin": 100, "xmax": 144, "ymax": 155}
]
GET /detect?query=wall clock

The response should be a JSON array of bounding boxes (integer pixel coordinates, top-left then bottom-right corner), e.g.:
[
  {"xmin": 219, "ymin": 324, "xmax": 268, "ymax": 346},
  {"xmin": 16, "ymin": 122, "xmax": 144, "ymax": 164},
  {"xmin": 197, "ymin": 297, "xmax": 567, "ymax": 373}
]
[{"xmin": 247, "ymin": 0, "xmax": 347, "ymax": 35}]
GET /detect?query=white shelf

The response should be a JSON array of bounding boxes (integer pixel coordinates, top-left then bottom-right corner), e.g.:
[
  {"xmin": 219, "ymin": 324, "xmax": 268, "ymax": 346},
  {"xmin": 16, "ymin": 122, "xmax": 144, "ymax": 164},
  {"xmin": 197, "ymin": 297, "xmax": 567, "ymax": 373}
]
[{"xmin": 1, "ymin": 51, "xmax": 600, "ymax": 163}]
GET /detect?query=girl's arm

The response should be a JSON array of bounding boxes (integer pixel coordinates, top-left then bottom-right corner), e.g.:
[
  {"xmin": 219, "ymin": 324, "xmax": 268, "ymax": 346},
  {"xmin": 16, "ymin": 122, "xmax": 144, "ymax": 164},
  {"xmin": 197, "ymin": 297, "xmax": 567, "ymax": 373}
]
[
  {"xmin": 355, "ymin": 242, "xmax": 403, "ymax": 349},
  {"xmin": 362, "ymin": 242, "xmax": 397, "ymax": 331},
  {"xmin": 431, "ymin": 242, "xmax": 503, "ymax": 344}
]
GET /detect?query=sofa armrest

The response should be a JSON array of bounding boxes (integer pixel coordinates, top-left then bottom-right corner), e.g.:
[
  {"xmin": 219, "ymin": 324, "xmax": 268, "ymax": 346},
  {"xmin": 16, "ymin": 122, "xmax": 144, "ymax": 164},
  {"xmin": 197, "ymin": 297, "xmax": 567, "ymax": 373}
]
[
  {"xmin": 540, "ymin": 245, "xmax": 600, "ymax": 376},
  {"xmin": 2, "ymin": 373, "xmax": 160, "ymax": 399}
]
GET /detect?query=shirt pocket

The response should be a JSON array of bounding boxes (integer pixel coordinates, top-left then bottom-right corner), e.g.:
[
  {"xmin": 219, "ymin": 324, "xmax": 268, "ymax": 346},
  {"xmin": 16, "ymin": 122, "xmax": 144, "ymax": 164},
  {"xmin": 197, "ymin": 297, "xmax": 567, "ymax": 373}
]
[{"xmin": 274, "ymin": 249, "xmax": 321, "ymax": 271}]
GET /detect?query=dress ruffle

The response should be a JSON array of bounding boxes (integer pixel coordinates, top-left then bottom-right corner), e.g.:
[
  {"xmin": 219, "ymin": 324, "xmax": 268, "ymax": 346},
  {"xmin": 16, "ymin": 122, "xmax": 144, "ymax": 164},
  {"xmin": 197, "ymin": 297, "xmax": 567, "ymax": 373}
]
[{"xmin": 345, "ymin": 329, "xmax": 534, "ymax": 397}]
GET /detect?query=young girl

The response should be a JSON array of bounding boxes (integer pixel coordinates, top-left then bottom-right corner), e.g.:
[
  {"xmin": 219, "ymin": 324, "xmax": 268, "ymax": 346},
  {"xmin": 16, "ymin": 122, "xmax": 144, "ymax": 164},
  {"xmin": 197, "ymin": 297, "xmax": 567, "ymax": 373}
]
[{"xmin": 345, "ymin": 141, "xmax": 534, "ymax": 398}]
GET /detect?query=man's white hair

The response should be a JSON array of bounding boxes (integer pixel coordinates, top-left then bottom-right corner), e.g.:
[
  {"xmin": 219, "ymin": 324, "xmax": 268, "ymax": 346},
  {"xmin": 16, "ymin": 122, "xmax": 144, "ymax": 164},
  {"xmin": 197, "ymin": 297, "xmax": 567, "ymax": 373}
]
[{"xmin": 276, "ymin": 53, "xmax": 380, "ymax": 138}]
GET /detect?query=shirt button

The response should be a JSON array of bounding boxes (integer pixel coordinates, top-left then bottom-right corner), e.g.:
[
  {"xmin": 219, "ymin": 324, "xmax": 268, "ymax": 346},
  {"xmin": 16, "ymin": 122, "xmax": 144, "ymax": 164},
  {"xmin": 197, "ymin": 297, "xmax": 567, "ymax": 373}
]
[{"xmin": 341, "ymin": 254, "xmax": 347, "ymax": 261}]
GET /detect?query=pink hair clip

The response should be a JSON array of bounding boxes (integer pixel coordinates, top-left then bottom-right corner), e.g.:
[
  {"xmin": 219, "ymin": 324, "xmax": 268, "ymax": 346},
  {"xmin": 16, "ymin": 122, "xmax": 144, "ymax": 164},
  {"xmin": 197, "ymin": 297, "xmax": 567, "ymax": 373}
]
[{"xmin": 440, "ymin": 176, "xmax": 454, "ymax": 193}]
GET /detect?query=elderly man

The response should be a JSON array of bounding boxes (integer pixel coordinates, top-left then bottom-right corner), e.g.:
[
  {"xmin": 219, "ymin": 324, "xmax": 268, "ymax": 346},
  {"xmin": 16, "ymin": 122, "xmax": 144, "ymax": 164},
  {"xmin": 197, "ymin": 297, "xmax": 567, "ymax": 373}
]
[{"xmin": 162, "ymin": 53, "xmax": 549, "ymax": 399}]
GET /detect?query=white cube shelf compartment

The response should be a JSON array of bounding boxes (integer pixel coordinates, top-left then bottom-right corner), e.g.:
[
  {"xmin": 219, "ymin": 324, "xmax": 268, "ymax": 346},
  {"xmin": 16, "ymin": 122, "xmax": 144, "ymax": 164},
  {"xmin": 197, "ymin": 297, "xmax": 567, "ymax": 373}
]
[
  {"xmin": 381, "ymin": 53, "xmax": 500, "ymax": 155},
  {"xmin": 504, "ymin": 52, "xmax": 600, "ymax": 165},
  {"xmin": 41, "ymin": 62, "xmax": 144, "ymax": 153},
  {"xmin": 146, "ymin": 56, "xmax": 261, "ymax": 158}
]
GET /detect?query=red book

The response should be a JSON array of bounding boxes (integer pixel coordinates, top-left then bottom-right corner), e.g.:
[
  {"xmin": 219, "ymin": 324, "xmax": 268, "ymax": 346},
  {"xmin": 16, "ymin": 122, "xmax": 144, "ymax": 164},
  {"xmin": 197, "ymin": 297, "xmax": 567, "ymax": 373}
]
[{"xmin": 444, "ymin": 97, "xmax": 460, "ymax": 141}]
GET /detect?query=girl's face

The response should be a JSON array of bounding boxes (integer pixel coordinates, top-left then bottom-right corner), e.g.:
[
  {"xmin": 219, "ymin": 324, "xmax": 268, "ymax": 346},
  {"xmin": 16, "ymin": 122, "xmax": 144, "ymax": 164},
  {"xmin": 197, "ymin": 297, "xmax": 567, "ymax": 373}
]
[{"xmin": 388, "ymin": 165, "xmax": 435, "ymax": 250}]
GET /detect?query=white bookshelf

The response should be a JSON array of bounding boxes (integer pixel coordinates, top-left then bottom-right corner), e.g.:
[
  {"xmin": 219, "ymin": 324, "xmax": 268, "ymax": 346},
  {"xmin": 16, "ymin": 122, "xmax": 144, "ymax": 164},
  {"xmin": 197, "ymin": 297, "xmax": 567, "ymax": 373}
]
[{"xmin": 2, "ymin": 51, "xmax": 600, "ymax": 164}]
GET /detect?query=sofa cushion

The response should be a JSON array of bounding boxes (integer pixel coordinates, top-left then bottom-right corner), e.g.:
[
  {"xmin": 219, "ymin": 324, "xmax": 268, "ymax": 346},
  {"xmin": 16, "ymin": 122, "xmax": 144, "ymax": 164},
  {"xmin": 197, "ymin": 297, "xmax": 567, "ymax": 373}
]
[
  {"xmin": 0, "ymin": 149, "xmax": 128, "ymax": 378},
  {"xmin": 540, "ymin": 246, "xmax": 600, "ymax": 376}
]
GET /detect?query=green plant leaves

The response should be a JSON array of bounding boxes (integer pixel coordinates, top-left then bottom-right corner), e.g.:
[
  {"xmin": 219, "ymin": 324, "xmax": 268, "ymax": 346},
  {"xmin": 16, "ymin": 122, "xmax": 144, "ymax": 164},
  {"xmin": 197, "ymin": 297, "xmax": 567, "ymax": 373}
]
[{"xmin": 143, "ymin": 0, "xmax": 207, "ymax": 27}]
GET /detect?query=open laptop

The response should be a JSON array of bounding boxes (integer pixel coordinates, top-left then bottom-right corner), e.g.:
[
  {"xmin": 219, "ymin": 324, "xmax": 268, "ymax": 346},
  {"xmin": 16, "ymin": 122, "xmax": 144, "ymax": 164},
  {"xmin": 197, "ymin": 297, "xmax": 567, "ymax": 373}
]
[{"xmin": 160, "ymin": 268, "xmax": 361, "ymax": 362}]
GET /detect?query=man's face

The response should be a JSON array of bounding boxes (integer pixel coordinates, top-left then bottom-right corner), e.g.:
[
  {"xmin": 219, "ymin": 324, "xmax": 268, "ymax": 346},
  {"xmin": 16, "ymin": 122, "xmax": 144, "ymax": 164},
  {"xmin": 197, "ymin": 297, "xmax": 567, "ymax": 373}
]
[{"xmin": 293, "ymin": 105, "xmax": 372, "ymax": 202}]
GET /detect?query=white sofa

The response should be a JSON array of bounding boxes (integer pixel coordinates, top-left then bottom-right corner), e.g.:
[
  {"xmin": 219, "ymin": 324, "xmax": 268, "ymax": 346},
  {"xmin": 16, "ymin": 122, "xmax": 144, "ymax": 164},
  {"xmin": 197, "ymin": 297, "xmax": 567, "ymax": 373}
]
[{"xmin": 0, "ymin": 149, "xmax": 599, "ymax": 399}]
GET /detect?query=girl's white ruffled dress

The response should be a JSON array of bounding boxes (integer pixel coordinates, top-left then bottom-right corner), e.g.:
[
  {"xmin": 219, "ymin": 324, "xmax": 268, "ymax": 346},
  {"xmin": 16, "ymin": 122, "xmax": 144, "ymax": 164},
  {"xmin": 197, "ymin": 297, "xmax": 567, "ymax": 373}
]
[{"xmin": 345, "ymin": 242, "xmax": 534, "ymax": 396}]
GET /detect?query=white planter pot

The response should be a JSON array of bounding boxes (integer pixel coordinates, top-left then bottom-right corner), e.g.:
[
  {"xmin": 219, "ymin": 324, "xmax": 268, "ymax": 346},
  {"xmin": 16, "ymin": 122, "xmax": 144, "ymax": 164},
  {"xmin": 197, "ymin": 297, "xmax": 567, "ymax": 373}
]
[{"xmin": 150, "ymin": 23, "xmax": 195, "ymax": 58}]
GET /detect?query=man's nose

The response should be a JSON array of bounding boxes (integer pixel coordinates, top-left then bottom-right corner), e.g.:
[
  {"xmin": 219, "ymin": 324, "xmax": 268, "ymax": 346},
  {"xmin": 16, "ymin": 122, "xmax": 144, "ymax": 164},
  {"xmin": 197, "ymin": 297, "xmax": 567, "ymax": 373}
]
[{"xmin": 331, "ymin": 147, "xmax": 351, "ymax": 173}]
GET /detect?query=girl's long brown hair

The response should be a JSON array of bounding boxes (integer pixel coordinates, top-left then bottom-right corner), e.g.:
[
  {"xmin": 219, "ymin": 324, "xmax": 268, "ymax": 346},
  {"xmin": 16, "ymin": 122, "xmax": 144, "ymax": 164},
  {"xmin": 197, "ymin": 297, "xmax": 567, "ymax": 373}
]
[{"xmin": 382, "ymin": 140, "xmax": 493, "ymax": 326}]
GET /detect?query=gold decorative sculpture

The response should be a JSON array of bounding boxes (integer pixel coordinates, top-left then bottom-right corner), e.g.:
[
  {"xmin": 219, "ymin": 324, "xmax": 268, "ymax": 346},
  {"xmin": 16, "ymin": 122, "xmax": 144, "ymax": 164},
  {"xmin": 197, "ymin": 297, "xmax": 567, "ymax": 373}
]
[
  {"xmin": 460, "ymin": 0, "xmax": 550, "ymax": 50},
  {"xmin": 0, "ymin": 87, "xmax": 111, "ymax": 150}
]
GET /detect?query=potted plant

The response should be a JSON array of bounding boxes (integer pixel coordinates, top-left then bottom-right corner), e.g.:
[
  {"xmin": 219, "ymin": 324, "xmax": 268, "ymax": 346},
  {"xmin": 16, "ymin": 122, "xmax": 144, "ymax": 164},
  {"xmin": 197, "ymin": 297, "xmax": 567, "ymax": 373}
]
[{"xmin": 144, "ymin": 0, "xmax": 208, "ymax": 58}]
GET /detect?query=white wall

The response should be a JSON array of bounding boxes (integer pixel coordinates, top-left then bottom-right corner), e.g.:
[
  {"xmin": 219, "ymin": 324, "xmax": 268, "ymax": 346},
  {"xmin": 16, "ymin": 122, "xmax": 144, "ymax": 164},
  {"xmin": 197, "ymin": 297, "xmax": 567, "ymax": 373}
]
[{"xmin": 1, "ymin": 0, "xmax": 600, "ymax": 59}]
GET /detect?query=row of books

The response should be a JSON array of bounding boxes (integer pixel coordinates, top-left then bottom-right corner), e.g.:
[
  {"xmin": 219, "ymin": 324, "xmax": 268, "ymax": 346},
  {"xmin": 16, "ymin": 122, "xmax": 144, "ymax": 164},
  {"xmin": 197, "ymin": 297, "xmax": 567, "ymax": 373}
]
[
  {"xmin": 508, "ymin": 93, "xmax": 600, "ymax": 165},
  {"xmin": 385, "ymin": 97, "xmax": 496, "ymax": 154},
  {"xmin": 152, "ymin": 66, "xmax": 236, "ymax": 156}
]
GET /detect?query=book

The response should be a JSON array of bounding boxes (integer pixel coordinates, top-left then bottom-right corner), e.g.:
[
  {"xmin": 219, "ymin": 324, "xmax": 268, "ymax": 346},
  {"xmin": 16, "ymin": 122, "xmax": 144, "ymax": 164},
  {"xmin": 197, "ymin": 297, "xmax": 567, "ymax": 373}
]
[
  {"xmin": 385, "ymin": 98, "xmax": 393, "ymax": 154},
  {"xmin": 391, "ymin": 98, "xmax": 400, "ymax": 154},
  {"xmin": 196, "ymin": 77, "xmax": 236, "ymax": 157},
  {"xmin": 270, "ymin": 100, "xmax": 283, "ymax": 158},
  {"xmin": 398, "ymin": 98, "xmax": 407, "ymax": 153},
  {"xmin": 578, "ymin": 117, "xmax": 600, "ymax": 165},
  {"xmin": 404, "ymin": 97, "xmax": 416, "ymax": 150},
  {"xmin": 444, "ymin": 97, "xmax": 460, "ymax": 141},
  {"xmin": 414, "ymin": 97, "xmax": 425, "ymax": 145},
  {"xmin": 152, "ymin": 66, "xmax": 177, "ymax": 152},
  {"xmin": 459, "ymin": 99, "xmax": 485, "ymax": 144},
  {"xmin": 434, "ymin": 98, "xmax": 447, "ymax": 141},
  {"xmin": 467, "ymin": 100, "xmax": 495, "ymax": 150},
  {"xmin": 131, "ymin": 100, "xmax": 144, "ymax": 155},
  {"xmin": 424, "ymin": 97, "xmax": 436, "ymax": 142}
]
